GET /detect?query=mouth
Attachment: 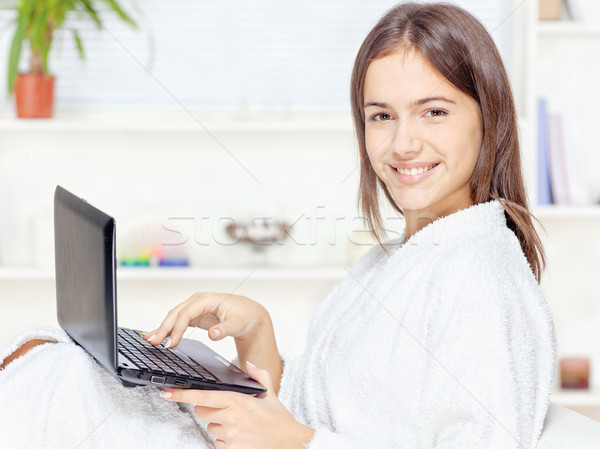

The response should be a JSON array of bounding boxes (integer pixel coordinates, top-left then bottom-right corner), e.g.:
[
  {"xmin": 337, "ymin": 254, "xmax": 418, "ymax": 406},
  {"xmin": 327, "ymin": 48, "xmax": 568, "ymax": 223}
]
[{"xmin": 390, "ymin": 162, "xmax": 440, "ymax": 184}]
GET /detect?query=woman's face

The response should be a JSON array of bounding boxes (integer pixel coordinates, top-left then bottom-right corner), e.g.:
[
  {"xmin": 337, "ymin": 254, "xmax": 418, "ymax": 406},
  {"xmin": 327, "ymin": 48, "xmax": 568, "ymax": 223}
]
[{"xmin": 364, "ymin": 50, "xmax": 483, "ymax": 218}]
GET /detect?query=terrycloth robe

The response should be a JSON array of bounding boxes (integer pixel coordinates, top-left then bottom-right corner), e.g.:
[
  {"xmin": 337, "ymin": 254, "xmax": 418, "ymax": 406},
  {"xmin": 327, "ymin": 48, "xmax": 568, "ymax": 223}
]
[
  {"xmin": 0, "ymin": 200, "xmax": 556, "ymax": 448},
  {"xmin": 278, "ymin": 199, "xmax": 556, "ymax": 448}
]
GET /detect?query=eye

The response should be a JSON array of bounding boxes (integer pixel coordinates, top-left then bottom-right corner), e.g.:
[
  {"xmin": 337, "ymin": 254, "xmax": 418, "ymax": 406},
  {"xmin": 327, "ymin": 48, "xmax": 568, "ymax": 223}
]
[
  {"xmin": 424, "ymin": 109, "xmax": 447, "ymax": 118},
  {"xmin": 371, "ymin": 113, "xmax": 393, "ymax": 121}
]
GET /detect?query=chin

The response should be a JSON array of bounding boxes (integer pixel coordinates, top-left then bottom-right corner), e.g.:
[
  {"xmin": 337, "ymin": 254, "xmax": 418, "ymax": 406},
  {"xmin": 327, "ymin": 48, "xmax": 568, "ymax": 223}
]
[{"xmin": 392, "ymin": 194, "xmax": 437, "ymax": 213}]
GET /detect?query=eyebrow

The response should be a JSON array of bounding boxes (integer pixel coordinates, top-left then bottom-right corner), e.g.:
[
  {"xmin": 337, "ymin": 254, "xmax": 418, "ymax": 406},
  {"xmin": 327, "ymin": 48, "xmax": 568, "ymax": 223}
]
[{"xmin": 364, "ymin": 96, "xmax": 456, "ymax": 108}]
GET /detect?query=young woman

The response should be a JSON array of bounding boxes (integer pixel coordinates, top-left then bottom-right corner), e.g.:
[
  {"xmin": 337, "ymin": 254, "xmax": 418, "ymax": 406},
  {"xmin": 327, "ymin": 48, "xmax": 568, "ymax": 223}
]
[{"xmin": 0, "ymin": 3, "xmax": 556, "ymax": 448}]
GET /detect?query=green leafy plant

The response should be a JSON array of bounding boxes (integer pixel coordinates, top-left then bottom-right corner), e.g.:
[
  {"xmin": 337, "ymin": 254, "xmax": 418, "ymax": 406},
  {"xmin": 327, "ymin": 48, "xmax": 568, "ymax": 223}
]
[{"xmin": 7, "ymin": 0, "xmax": 137, "ymax": 94}]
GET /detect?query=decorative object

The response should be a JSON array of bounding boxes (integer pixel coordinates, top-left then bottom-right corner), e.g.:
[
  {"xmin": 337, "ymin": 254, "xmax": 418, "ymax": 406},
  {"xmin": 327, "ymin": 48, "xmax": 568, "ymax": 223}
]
[
  {"xmin": 225, "ymin": 218, "xmax": 290, "ymax": 266},
  {"xmin": 7, "ymin": 0, "xmax": 137, "ymax": 118},
  {"xmin": 560, "ymin": 357, "xmax": 590, "ymax": 389},
  {"xmin": 225, "ymin": 218, "xmax": 289, "ymax": 245},
  {"xmin": 118, "ymin": 220, "xmax": 189, "ymax": 268}
]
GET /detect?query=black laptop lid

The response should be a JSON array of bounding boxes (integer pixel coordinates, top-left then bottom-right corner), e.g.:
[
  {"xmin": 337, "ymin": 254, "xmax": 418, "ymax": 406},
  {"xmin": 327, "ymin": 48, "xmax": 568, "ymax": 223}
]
[{"xmin": 54, "ymin": 186, "xmax": 118, "ymax": 373}]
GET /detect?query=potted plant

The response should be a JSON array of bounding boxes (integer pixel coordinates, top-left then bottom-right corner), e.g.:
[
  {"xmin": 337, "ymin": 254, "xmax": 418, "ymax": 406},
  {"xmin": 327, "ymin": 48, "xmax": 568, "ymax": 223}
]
[{"xmin": 7, "ymin": 0, "xmax": 137, "ymax": 118}]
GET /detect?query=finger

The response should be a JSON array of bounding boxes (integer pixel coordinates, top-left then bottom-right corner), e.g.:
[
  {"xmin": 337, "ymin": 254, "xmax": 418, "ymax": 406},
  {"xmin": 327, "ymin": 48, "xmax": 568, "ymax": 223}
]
[
  {"xmin": 206, "ymin": 422, "xmax": 225, "ymax": 440},
  {"xmin": 160, "ymin": 388, "xmax": 244, "ymax": 408},
  {"xmin": 171, "ymin": 294, "xmax": 223, "ymax": 347},
  {"xmin": 194, "ymin": 315, "xmax": 220, "ymax": 333},
  {"xmin": 168, "ymin": 310, "xmax": 193, "ymax": 348},
  {"xmin": 207, "ymin": 306, "xmax": 245, "ymax": 341},
  {"xmin": 245, "ymin": 361, "xmax": 274, "ymax": 397},
  {"xmin": 144, "ymin": 302, "xmax": 188, "ymax": 345},
  {"xmin": 193, "ymin": 405, "xmax": 224, "ymax": 422},
  {"xmin": 141, "ymin": 329, "xmax": 158, "ymax": 340},
  {"xmin": 151, "ymin": 295, "xmax": 209, "ymax": 348},
  {"xmin": 208, "ymin": 323, "xmax": 228, "ymax": 341},
  {"xmin": 204, "ymin": 295, "xmax": 234, "ymax": 341},
  {"xmin": 193, "ymin": 294, "xmax": 236, "ymax": 341}
]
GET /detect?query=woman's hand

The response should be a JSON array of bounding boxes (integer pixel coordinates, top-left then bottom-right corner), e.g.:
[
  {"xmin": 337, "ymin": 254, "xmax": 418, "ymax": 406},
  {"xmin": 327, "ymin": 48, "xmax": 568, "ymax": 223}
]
[
  {"xmin": 143, "ymin": 292, "xmax": 284, "ymax": 393},
  {"xmin": 160, "ymin": 361, "xmax": 314, "ymax": 449},
  {"xmin": 142, "ymin": 292, "xmax": 269, "ymax": 348}
]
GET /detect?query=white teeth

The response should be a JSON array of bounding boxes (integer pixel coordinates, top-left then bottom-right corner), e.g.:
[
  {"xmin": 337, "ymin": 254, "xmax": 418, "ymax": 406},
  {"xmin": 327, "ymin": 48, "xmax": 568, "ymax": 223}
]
[{"xmin": 395, "ymin": 164, "xmax": 436, "ymax": 176}]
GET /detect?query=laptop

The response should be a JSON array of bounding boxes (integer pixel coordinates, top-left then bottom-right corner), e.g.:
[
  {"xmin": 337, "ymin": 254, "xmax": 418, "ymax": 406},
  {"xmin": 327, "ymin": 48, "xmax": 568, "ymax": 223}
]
[{"xmin": 54, "ymin": 185, "xmax": 266, "ymax": 395}]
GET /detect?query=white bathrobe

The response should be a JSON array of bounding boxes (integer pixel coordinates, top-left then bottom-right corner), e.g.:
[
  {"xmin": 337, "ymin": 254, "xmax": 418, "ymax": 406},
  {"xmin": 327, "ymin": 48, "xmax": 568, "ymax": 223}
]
[
  {"xmin": 278, "ymin": 200, "xmax": 556, "ymax": 448},
  {"xmin": 0, "ymin": 200, "xmax": 556, "ymax": 449}
]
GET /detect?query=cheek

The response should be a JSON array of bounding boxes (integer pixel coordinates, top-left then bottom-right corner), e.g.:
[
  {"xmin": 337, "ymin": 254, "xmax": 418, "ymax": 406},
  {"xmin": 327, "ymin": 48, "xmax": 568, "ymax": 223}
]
[
  {"xmin": 365, "ymin": 127, "xmax": 394, "ymax": 163},
  {"xmin": 364, "ymin": 130, "xmax": 385, "ymax": 172},
  {"xmin": 364, "ymin": 130, "xmax": 378, "ymax": 157},
  {"xmin": 366, "ymin": 152, "xmax": 384, "ymax": 181},
  {"xmin": 437, "ymin": 125, "xmax": 481, "ymax": 171}
]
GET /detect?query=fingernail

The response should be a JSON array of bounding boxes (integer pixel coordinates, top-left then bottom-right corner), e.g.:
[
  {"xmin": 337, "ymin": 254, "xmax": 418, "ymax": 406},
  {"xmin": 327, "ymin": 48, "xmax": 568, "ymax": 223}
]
[
  {"xmin": 164, "ymin": 337, "xmax": 172, "ymax": 348},
  {"xmin": 147, "ymin": 334, "xmax": 156, "ymax": 343},
  {"xmin": 212, "ymin": 328, "xmax": 221, "ymax": 339},
  {"xmin": 160, "ymin": 390, "xmax": 172, "ymax": 399},
  {"xmin": 246, "ymin": 361, "xmax": 256, "ymax": 369}
]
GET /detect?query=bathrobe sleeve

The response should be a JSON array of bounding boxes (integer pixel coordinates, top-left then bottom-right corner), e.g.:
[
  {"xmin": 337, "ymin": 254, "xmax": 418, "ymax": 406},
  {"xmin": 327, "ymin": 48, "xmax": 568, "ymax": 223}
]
[{"xmin": 416, "ymin": 243, "xmax": 554, "ymax": 449}]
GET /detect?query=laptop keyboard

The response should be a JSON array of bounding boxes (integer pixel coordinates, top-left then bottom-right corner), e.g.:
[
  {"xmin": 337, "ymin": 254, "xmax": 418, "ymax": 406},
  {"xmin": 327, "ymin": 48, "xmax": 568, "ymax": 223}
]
[{"xmin": 118, "ymin": 327, "xmax": 220, "ymax": 383}]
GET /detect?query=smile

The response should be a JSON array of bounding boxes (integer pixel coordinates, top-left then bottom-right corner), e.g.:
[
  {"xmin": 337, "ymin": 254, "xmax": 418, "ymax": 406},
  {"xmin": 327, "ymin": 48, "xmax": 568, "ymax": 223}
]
[{"xmin": 395, "ymin": 163, "xmax": 438, "ymax": 176}]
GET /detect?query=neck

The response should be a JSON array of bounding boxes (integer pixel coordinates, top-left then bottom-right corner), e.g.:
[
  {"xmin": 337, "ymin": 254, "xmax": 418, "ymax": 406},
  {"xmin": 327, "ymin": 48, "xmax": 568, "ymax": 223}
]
[
  {"xmin": 403, "ymin": 209, "xmax": 441, "ymax": 241},
  {"xmin": 402, "ymin": 197, "xmax": 475, "ymax": 240}
]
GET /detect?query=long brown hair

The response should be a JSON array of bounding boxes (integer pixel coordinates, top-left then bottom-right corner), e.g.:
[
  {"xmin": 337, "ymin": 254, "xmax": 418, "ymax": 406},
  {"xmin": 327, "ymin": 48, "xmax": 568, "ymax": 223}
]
[{"xmin": 351, "ymin": 2, "xmax": 545, "ymax": 282}]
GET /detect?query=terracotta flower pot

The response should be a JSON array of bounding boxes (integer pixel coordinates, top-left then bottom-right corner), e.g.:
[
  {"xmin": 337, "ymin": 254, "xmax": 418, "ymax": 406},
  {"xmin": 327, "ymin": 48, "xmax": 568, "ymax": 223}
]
[{"xmin": 14, "ymin": 73, "xmax": 55, "ymax": 118}]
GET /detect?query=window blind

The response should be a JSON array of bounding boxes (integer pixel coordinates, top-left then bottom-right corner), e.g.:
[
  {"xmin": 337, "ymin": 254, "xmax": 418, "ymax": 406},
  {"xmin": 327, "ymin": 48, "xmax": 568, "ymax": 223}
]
[{"xmin": 0, "ymin": 0, "xmax": 513, "ymax": 110}]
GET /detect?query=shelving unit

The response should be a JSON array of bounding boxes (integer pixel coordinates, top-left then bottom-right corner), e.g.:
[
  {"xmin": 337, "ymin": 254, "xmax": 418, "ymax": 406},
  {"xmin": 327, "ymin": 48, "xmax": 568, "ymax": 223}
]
[{"xmin": 524, "ymin": 1, "xmax": 600, "ymax": 416}]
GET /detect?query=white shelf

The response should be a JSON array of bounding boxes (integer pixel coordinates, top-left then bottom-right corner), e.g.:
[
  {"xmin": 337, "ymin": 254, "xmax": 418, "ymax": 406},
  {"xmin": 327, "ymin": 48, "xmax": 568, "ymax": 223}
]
[
  {"xmin": 0, "ymin": 108, "xmax": 353, "ymax": 133},
  {"xmin": 0, "ymin": 266, "xmax": 348, "ymax": 282},
  {"xmin": 533, "ymin": 205, "xmax": 600, "ymax": 219},
  {"xmin": 117, "ymin": 266, "xmax": 348, "ymax": 281},
  {"xmin": 537, "ymin": 22, "xmax": 600, "ymax": 36},
  {"xmin": 552, "ymin": 389, "xmax": 600, "ymax": 406}
]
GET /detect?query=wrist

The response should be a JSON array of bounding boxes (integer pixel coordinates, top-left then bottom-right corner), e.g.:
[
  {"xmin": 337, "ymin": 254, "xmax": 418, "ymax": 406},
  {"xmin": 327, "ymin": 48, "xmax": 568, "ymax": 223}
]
[{"xmin": 289, "ymin": 423, "xmax": 315, "ymax": 449}]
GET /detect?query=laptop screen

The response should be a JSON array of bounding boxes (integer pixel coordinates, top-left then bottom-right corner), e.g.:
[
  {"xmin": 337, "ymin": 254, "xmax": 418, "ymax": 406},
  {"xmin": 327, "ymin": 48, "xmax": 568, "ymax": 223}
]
[{"xmin": 54, "ymin": 186, "xmax": 118, "ymax": 373}]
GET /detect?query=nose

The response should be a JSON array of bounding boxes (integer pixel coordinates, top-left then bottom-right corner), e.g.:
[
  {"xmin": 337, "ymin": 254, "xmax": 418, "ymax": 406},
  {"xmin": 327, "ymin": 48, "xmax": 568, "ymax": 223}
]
[{"xmin": 392, "ymin": 115, "xmax": 423, "ymax": 156}]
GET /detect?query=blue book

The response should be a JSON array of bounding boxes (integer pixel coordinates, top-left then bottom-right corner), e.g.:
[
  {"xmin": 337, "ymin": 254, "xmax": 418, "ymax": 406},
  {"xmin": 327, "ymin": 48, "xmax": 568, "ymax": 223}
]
[{"xmin": 537, "ymin": 98, "xmax": 553, "ymax": 205}]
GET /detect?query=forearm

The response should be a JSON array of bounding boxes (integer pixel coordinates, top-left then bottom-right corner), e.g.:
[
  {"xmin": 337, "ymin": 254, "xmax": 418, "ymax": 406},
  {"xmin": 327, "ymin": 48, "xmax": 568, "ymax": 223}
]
[{"xmin": 235, "ymin": 313, "xmax": 283, "ymax": 394}]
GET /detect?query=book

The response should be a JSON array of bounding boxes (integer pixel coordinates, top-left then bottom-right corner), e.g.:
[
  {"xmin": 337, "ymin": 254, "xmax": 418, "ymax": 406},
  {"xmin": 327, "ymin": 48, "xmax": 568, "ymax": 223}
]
[
  {"xmin": 537, "ymin": 98, "xmax": 553, "ymax": 205},
  {"xmin": 561, "ymin": 113, "xmax": 587, "ymax": 204},
  {"xmin": 547, "ymin": 112, "xmax": 588, "ymax": 205},
  {"xmin": 547, "ymin": 113, "xmax": 568, "ymax": 204},
  {"xmin": 564, "ymin": 0, "xmax": 582, "ymax": 21}
]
